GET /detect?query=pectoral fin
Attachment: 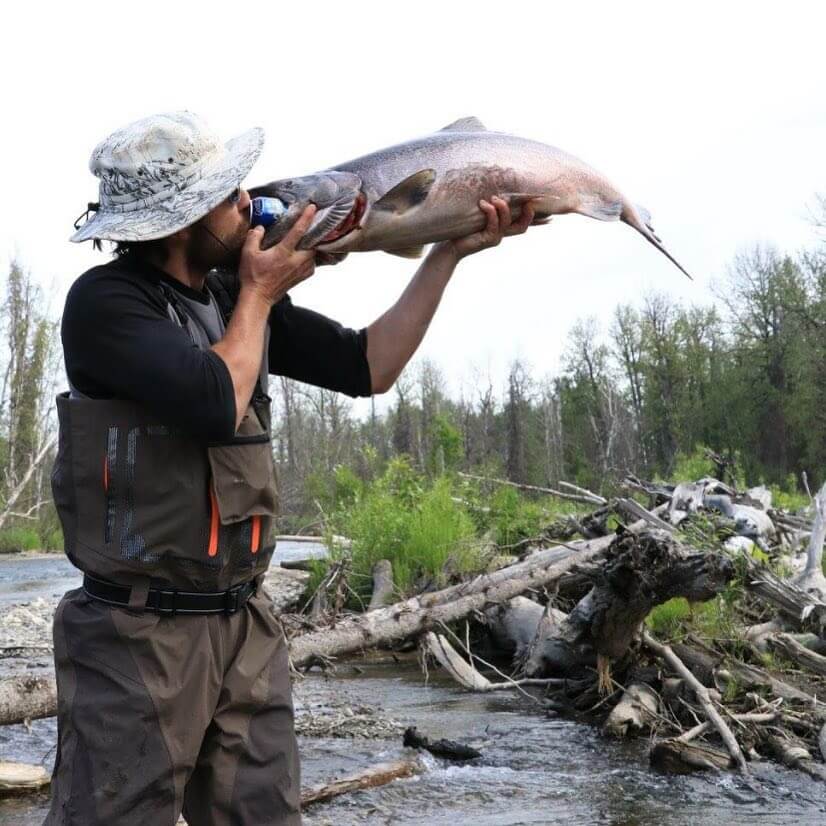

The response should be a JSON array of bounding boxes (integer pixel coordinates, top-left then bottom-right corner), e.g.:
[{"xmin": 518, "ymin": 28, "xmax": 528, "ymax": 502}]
[
  {"xmin": 384, "ymin": 245, "xmax": 427, "ymax": 259},
  {"xmin": 439, "ymin": 116, "xmax": 487, "ymax": 132},
  {"xmin": 576, "ymin": 196, "xmax": 623, "ymax": 222},
  {"xmin": 373, "ymin": 170, "xmax": 436, "ymax": 215}
]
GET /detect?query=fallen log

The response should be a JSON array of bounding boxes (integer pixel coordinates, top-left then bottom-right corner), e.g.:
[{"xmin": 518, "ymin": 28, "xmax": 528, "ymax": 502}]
[
  {"xmin": 650, "ymin": 738, "xmax": 734, "ymax": 774},
  {"xmin": 523, "ymin": 531, "xmax": 734, "ymax": 681},
  {"xmin": 289, "ymin": 535, "xmax": 615, "ymax": 670},
  {"xmin": 483, "ymin": 596, "xmax": 566, "ymax": 661},
  {"xmin": 677, "ymin": 638, "xmax": 826, "ymax": 719},
  {"xmin": 762, "ymin": 733, "xmax": 826, "ymax": 783},
  {"xmin": 0, "ymin": 761, "xmax": 51, "ymax": 797},
  {"xmin": 422, "ymin": 631, "xmax": 564, "ymax": 695},
  {"xmin": 402, "ymin": 726, "xmax": 481, "ymax": 760},
  {"xmin": 604, "ymin": 683, "xmax": 660, "ymax": 737},
  {"xmin": 767, "ymin": 633, "xmax": 826, "ymax": 677},
  {"xmin": 740, "ymin": 555, "xmax": 826, "ymax": 637},
  {"xmin": 0, "ymin": 675, "xmax": 57, "ymax": 727},
  {"xmin": 301, "ymin": 757, "xmax": 422, "ymax": 808},
  {"xmin": 457, "ymin": 472, "xmax": 605, "ymax": 505},
  {"xmin": 643, "ymin": 632, "xmax": 749, "ymax": 773},
  {"xmin": 615, "ymin": 498, "xmax": 675, "ymax": 533}
]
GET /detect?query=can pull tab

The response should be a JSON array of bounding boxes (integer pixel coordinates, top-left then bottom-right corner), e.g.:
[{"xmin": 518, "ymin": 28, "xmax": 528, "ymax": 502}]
[{"xmin": 250, "ymin": 197, "xmax": 288, "ymax": 228}]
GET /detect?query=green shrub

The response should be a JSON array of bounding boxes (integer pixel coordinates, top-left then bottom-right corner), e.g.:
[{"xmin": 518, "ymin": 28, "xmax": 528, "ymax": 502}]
[
  {"xmin": 0, "ymin": 527, "xmax": 42, "ymax": 554},
  {"xmin": 768, "ymin": 474, "xmax": 810, "ymax": 512},
  {"xmin": 42, "ymin": 528, "xmax": 64, "ymax": 551},
  {"xmin": 669, "ymin": 445, "xmax": 745, "ymax": 488},
  {"xmin": 429, "ymin": 414, "xmax": 463, "ymax": 472},
  {"xmin": 402, "ymin": 478, "xmax": 478, "ymax": 588},
  {"xmin": 329, "ymin": 461, "xmax": 482, "ymax": 605},
  {"xmin": 670, "ymin": 447, "xmax": 715, "ymax": 483},
  {"xmin": 646, "ymin": 589, "xmax": 741, "ymax": 641},
  {"xmin": 646, "ymin": 597, "xmax": 694, "ymax": 637},
  {"xmin": 489, "ymin": 487, "xmax": 546, "ymax": 548}
]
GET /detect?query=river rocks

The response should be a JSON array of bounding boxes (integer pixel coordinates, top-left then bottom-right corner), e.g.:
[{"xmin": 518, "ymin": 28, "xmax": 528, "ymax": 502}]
[{"xmin": 0, "ymin": 599, "xmax": 55, "ymax": 651}]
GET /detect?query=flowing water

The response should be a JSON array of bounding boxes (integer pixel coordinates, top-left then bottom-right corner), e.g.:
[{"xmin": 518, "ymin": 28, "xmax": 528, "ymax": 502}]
[{"xmin": 0, "ymin": 552, "xmax": 824, "ymax": 825}]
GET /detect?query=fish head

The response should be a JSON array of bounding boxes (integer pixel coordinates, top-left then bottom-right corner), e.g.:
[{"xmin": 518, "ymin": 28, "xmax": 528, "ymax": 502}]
[{"xmin": 248, "ymin": 172, "xmax": 366, "ymax": 251}]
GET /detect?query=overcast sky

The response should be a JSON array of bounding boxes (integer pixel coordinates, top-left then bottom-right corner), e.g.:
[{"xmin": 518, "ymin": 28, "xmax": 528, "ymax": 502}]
[{"xmin": 2, "ymin": 2, "xmax": 824, "ymax": 416}]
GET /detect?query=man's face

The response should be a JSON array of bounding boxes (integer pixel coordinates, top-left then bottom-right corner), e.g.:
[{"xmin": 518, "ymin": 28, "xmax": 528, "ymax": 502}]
[{"xmin": 186, "ymin": 186, "xmax": 251, "ymax": 271}]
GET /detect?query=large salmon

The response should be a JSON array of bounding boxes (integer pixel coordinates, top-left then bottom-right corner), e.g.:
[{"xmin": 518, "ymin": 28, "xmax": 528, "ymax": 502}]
[{"xmin": 250, "ymin": 117, "xmax": 690, "ymax": 278}]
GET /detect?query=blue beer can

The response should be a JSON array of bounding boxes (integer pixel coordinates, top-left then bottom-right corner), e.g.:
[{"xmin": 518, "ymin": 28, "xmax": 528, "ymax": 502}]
[{"xmin": 250, "ymin": 196, "xmax": 287, "ymax": 228}]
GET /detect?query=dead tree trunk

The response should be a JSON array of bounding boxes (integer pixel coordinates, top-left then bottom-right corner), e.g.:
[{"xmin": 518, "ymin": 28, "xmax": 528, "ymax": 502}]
[
  {"xmin": 793, "ymin": 482, "xmax": 826, "ymax": 599},
  {"xmin": 368, "ymin": 560, "xmax": 395, "ymax": 610},
  {"xmin": 522, "ymin": 531, "xmax": 734, "ymax": 679},
  {"xmin": 290, "ymin": 536, "xmax": 613, "ymax": 669}
]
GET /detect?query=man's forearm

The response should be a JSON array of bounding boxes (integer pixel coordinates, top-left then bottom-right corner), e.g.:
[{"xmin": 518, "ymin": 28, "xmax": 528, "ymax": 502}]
[
  {"xmin": 365, "ymin": 244, "xmax": 459, "ymax": 393},
  {"xmin": 211, "ymin": 288, "xmax": 271, "ymax": 431}
]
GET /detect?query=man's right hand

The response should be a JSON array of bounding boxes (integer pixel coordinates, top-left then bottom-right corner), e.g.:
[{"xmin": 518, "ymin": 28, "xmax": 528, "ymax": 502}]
[{"xmin": 238, "ymin": 204, "xmax": 318, "ymax": 305}]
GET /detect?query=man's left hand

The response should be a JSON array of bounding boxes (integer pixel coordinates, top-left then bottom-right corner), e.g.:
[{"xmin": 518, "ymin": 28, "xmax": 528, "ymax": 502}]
[{"xmin": 437, "ymin": 196, "xmax": 536, "ymax": 261}]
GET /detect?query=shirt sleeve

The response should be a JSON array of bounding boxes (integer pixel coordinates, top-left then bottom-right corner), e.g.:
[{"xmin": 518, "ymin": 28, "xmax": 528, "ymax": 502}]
[
  {"xmin": 268, "ymin": 295, "xmax": 372, "ymax": 398},
  {"xmin": 62, "ymin": 266, "xmax": 237, "ymax": 442}
]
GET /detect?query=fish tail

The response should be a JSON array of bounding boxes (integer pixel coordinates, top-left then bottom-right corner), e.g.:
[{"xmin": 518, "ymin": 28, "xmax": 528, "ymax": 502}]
[{"xmin": 621, "ymin": 204, "xmax": 693, "ymax": 280}]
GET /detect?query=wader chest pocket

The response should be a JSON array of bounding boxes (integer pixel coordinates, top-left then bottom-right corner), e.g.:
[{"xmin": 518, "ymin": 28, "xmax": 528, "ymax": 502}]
[
  {"xmin": 106, "ymin": 426, "xmax": 202, "ymax": 556},
  {"xmin": 207, "ymin": 407, "xmax": 277, "ymax": 525}
]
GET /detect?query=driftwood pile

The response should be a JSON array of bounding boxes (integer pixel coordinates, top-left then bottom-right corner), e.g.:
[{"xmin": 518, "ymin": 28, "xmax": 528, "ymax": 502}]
[
  {"xmin": 429, "ymin": 474, "xmax": 826, "ymax": 782},
  {"xmin": 1, "ymin": 474, "xmax": 826, "ymax": 801}
]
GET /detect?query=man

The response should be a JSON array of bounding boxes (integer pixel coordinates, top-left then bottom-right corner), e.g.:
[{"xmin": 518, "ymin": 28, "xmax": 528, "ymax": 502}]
[{"xmin": 48, "ymin": 111, "xmax": 533, "ymax": 825}]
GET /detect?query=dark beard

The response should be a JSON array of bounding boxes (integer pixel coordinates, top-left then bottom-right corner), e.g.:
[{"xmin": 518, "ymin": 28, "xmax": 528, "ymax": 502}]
[{"xmin": 187, "ymin": 222, "xmax": 246, "ymax": 272}]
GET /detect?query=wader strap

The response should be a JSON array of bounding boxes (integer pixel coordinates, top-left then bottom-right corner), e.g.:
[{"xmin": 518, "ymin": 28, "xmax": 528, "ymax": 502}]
[
  {"xmin": 84, "ymin": 574, "xmax": 257, "ymax": 616},
  {"xmin": 128, "ymin": 577, "xmax": 151, "ymax": 612}
]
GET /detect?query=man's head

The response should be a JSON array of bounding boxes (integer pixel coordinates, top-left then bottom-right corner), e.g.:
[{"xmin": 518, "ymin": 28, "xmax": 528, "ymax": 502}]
[
  {"xmin": 71, "ymin": 112, "xmax": 264, "ymax": 265},
  {"xmin": 158, "ymin": 183, "xmax": 254, "ymax": 272}
]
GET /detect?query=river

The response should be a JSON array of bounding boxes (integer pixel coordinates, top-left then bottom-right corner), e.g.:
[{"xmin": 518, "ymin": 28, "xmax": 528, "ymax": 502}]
[{"xmin": 1, "ymin": 551, "xmax": 824, "ymax": 825}]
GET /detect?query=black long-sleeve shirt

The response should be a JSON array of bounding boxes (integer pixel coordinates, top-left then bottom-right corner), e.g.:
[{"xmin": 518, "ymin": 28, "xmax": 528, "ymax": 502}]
[{"xmin": 61, "ymin": 255, "xmax": 372, "ymax": 442}]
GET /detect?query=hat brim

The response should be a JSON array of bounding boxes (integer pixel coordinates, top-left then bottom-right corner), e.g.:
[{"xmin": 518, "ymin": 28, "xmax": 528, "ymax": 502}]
[{"xmin": 70, "ymin": 126, "xmax": 265, "ymax": 243}]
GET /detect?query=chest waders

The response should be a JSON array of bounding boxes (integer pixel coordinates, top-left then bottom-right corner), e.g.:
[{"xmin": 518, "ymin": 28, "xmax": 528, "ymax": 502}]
[
  {"xmin": 51, "ymin": 277, "xmax": 279, "ymax": 593},
  {"xmin": 45, "ymin": 278, "xmax": 302, "ymax": 826}
]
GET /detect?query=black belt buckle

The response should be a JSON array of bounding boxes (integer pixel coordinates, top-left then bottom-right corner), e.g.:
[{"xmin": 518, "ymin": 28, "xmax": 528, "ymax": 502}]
[
  {"xmin": 156, "ymin": 588, "xmax": 178, "ymax": 616},
  {"xmin": 224, "ymin": 585, "xmax": 242, "ymax": 615}
]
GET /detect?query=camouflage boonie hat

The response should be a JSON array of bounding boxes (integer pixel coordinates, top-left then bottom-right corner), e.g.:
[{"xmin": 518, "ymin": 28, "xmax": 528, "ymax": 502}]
[{"xmin": 70, "ymin": 111, "xmax": 264, "ymax": 242}]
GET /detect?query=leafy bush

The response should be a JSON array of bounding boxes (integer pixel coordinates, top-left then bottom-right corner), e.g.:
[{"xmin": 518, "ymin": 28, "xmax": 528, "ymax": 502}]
[
  {"xmin": 328, "ymin": 459, "xmax": 481, "ymax": 604},
  {"xmin": 489, "ymin": 487, "xmax": 546, "ymax": 548},
  {"xmin": 0, "ymin": 526, "xmax": 42, "ymax": 554},
  {"xmin": 669, "ymin": 445, "xmax": 745, "ymax": 489},
  {"xmin": 768, "ymin": 474, "xmax": 810, "ymax": 511},
  {"xmin": 646, "ymin": 587, "xmax": 742, "ymax": 642},
  {"xmin": 42, "ymin": 528, "xmax": 64, "ymax": 551},
  {"xmin": 646, "ymin": 597, "xmax": 693, "ymax": 637}
]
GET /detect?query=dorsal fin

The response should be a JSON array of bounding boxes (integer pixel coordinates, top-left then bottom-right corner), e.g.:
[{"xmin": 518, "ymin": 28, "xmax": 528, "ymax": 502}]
[
  {"xmin": 373, "ymin": 170, "xmax": 436, "ymax": 214},
  {"xmin": 439, "ymin": 116, "xmax": 487, "ymax": 132}
]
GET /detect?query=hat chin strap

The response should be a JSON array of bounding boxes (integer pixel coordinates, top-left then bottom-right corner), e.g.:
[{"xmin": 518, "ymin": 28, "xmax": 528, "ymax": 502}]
[{"xmin": 197, "ymin": 222, "xmax": 231, "ymax": 254}]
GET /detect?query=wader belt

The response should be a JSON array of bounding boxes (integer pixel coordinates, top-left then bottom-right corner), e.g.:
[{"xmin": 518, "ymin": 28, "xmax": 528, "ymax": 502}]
[{"xmin": 83, "ymin": 573, "xmax": 257, "ymax": 615}]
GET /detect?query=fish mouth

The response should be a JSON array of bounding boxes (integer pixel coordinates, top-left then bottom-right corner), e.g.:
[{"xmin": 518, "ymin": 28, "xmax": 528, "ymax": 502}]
[{"xmin": 316, "ymin": 192, "xmax": 367, "ymax": 245}]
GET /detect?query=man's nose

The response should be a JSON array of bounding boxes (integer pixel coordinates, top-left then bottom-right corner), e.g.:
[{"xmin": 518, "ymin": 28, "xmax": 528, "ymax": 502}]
[{"xmin": 238, "ymin": 188, "xmax": 252, "ymax": 213}]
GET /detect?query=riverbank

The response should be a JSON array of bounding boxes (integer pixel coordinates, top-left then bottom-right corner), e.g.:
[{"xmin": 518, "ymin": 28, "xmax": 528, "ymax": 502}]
[{"xmin": 1, "ymin": 554, "xmax": 826, "ymax": 824}]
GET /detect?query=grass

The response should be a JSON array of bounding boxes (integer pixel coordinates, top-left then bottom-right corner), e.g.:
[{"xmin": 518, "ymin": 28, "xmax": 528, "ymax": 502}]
[
  {"xmin": 645, "ymin": 585, "xmax": 743, "ymax": 642},
  {"xmin": 316, "ymin": 460, "xmax": 484, "ymax": 606},
  {"xmin": 0, "ymin": 527, "xmax": 44, "ymax": 554},
  {"xmin": 310, "ymin": 459, "xmax": 592, "ymax": 610}
]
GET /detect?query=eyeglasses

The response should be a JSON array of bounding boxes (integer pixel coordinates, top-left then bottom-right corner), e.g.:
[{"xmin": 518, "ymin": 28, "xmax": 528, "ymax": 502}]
[{"xmin": 226, "ymin": 186, "xmax": 242, "ymax": 205}]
